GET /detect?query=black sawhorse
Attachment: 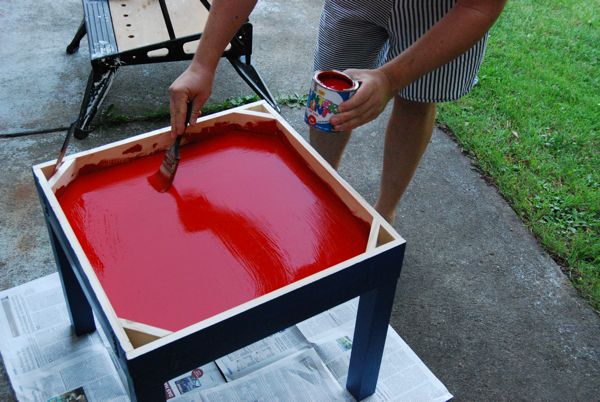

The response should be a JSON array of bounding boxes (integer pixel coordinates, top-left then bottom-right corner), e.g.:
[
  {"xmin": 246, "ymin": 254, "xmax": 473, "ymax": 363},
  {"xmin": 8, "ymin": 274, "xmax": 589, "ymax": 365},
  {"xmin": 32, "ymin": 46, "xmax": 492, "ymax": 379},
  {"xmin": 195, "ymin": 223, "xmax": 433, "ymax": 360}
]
[{"xmin": 66, "ymin": 0, "xmax": 278, "ymax": 139}]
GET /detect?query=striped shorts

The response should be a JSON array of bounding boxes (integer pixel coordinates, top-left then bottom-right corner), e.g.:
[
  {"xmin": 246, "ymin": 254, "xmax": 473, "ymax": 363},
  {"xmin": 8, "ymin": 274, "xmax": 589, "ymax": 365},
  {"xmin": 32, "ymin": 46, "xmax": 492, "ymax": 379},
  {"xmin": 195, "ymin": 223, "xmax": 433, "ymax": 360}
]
[{"xmin": 313, "ymin": 0, "xmax": 489, "ymax": 103}]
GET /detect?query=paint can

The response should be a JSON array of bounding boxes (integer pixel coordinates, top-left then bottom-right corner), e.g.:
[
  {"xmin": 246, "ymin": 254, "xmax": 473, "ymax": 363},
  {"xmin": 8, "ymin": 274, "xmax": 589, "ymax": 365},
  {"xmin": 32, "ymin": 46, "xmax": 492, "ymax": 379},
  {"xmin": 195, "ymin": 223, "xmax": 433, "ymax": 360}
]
[{"xmin": 304, "ymin": 70, "xmax": 359, "ymax": 132}]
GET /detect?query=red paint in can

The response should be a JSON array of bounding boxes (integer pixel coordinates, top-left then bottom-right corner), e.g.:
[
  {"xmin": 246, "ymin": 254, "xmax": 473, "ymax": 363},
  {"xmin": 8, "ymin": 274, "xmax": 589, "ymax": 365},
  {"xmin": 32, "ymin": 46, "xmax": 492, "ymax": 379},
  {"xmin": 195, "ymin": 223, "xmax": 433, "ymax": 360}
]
[{"xmin": 317, "ymin": 71, "xmax": 354, "ymax": 91}]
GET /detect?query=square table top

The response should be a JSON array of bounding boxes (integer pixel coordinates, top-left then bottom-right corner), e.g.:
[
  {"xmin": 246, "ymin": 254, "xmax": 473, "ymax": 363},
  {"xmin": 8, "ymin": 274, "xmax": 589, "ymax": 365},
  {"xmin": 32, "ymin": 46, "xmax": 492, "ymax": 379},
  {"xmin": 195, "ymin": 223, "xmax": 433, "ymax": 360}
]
[{"xmin": 56, "ymin": 124, "xmax": 370, "ymax": 332}]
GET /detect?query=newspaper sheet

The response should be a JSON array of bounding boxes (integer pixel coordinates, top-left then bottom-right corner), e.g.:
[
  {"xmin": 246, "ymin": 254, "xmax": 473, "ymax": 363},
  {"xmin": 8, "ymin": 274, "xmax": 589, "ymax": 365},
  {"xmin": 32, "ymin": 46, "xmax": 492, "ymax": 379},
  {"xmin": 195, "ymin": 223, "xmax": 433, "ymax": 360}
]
[
  {"xmin": 215, "ymin": 326, "xmax": 308, "ymax": 381},
  {"xmin": 201, "ymin": 348, "xmax": 353, "ymax": 402},
  {"xmin": 165, "ymin": 362, "xmax": 225, "ymax": 401},
  {"xmin": 0, "ymin": 274, "xmax": 128, "ymax": 402},
  {"xmin": 296, "ymin": 298, "xmax": 361, "ymax": 342},
  {"xmin": 0, "ymin": 274, "xmax": 452, "ymax": 402}
]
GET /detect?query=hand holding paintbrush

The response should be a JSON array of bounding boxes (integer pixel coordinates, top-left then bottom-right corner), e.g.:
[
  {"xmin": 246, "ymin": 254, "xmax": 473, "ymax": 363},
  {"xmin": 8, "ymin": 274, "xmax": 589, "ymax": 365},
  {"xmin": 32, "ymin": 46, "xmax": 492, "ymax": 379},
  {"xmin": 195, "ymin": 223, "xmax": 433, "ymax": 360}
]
[{"xmin": 148, "ymin": 103, "xmax": 194, "ymax": 193}]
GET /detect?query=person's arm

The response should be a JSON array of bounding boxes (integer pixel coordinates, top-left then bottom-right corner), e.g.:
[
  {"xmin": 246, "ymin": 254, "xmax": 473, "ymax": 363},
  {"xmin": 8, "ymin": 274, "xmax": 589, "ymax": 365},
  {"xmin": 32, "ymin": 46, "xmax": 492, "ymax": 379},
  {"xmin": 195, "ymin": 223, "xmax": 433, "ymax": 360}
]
[
  {"xmin": 330, "ymin": 0, "xmax": 507, "ymax": 132},
  {"xmin": 169, "ymin": 0, "xmax": 257, "ymax": 136}
]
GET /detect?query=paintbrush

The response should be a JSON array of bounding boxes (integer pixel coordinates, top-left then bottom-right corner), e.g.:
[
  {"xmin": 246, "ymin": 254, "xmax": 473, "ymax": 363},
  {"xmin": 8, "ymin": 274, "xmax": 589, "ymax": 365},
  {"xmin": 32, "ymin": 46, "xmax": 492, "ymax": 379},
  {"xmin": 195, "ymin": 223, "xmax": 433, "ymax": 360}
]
[
  {"xmin": 51, "ymin": 123, "xmax": 77, "ymax": 177},
  {"xmin": 148, "ymin": 103, "xmax": 193, "ymax": 192}
]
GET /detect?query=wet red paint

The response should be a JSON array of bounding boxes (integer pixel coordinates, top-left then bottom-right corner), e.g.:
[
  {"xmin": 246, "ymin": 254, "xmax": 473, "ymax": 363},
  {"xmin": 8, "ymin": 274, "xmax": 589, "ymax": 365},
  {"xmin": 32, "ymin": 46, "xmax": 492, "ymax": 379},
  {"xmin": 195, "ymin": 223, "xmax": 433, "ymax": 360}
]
[
  {"xmin": 57, "ymin": 125, "xmax": 369, "ymax": 332},
  {"xmin": 317, "ymin": 71, "xmax": 353, "ymax": 91}
]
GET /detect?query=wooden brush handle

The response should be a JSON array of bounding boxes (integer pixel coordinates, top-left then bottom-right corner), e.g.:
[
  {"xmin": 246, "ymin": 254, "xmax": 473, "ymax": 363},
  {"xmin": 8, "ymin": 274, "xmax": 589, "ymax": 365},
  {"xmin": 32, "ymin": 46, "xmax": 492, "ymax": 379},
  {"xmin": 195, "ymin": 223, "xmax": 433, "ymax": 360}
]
[{"xmin": 185, "ymin": 102, "xmax": 193, "ymax": 129}]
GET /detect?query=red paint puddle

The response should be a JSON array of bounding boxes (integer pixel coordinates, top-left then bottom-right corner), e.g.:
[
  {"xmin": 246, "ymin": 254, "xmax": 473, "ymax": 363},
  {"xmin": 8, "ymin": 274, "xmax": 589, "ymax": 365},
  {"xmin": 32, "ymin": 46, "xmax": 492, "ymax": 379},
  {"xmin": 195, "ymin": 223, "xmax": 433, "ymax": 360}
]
[{"xmin": 57, "ymin": 126, "xmax": 369, "ymax": 332}]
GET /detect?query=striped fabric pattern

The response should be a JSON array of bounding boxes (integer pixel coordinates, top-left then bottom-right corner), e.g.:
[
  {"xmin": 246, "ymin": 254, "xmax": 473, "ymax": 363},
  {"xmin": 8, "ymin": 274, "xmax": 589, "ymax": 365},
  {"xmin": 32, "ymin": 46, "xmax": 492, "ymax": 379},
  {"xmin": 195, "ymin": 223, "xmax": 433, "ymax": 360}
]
[{"xmin": 313, "ymin": 0, "xmax": 489, "ymax": 103}]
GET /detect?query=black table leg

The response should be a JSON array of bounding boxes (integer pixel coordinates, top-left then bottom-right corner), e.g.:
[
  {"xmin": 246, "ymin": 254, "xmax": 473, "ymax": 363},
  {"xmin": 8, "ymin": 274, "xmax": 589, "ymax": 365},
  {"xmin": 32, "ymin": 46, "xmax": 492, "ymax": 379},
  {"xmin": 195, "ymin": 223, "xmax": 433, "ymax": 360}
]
[
  {"xmin": 346, "ymin": 279, "xmax": 398, "ymax": 399},
  {"xmin": 127, "ymin": 368, "xmax": 167, "ymax": 402},
  {"xmin": 46, "ymin": 225, "xmax": 96, "ymax": 335}
]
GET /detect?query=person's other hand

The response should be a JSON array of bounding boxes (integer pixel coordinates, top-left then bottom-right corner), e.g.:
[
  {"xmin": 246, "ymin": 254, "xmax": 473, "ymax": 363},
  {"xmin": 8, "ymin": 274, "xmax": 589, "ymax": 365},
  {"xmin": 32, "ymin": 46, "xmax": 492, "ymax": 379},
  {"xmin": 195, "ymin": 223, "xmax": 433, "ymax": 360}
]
[
  {"xmin": 329, "ymin": 69, "xmax": 395, "ymax": 132},
  {"xmin": 169, "ymin": 65, "xmax": 214, "ymax": 137}
]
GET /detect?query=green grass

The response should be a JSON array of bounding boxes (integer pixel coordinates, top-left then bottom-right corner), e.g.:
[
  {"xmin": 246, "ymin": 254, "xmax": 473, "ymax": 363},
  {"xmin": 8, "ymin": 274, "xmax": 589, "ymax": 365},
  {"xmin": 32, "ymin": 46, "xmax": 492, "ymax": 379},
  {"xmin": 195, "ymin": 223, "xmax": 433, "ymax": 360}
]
[
  {"xmin": 100, "ymin": 93, "xmax": 308, "ymax": 126},
  {"xmin": 437, "ymin": 0, "xmax": 599, "ymax": 310}
]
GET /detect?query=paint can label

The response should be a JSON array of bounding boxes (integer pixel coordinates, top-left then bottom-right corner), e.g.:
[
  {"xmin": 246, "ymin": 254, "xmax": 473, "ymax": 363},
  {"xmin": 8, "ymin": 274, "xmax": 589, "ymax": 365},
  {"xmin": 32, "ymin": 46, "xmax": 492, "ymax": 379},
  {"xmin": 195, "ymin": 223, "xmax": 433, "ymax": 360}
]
[{"xmin": 304, "ymin": 70, "xmax": 359, "ymax": 132}]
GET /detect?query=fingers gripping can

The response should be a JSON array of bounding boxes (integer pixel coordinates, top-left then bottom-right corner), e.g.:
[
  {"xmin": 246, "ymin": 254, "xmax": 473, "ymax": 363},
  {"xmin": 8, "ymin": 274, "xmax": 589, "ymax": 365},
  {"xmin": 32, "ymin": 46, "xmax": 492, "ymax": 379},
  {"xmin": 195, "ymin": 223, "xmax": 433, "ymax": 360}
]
[{"xmin": 304, "ymin": 70, "xmax": 359, "ymax": 132}]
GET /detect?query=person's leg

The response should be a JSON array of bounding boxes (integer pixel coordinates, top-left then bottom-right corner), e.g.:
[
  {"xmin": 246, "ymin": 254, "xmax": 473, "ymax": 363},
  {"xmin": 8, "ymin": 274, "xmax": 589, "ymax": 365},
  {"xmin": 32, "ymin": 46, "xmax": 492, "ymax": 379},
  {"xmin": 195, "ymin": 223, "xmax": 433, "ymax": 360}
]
[
  {"xmin": 374, "ymin": 96, "xmax": 436, "ymax": 223},
  {"xmin": 309, "ymin": 127, "xmax": 352, "ymax": 169}
]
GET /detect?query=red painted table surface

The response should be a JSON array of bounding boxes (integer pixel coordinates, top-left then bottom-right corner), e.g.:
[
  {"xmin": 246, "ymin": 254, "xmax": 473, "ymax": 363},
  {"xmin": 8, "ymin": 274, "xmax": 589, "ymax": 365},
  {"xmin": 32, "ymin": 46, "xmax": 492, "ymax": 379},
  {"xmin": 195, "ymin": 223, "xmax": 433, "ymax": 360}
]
[{"xmin": 58, "ymin": 126, "xmax": 369, "ymax": 332}]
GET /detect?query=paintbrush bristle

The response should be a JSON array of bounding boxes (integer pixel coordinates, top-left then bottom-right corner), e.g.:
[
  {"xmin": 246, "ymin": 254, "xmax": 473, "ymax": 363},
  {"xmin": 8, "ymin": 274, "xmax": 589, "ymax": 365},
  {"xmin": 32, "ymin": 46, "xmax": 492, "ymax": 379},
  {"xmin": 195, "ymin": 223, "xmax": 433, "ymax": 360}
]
[
  {"xmin": 147, "ymin": 170, "xmax": 170, "ymax": 192},
  {"xmin": 149, "ymin": 108, "xmax": 187, "ymax": 193},
  {"xmin": 159, "ymin": 148, "xmax": 179, "ymax": 177},
  {"xmin": 148, "ymin": 138, "xmax": 181, "ymax": 192}
]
